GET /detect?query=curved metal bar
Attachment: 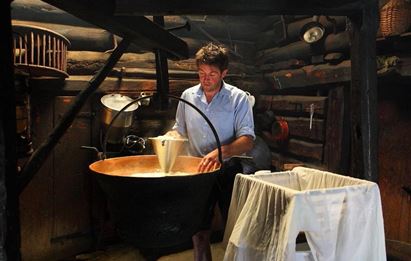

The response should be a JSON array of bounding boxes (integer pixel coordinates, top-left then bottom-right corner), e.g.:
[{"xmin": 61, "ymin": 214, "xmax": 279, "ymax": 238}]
[{"xmin": 102, "ymin": 94, "xmax": 223, "ymax": 166}]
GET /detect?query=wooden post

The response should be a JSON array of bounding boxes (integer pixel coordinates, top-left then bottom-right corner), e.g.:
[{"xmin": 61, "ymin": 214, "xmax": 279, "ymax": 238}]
[
  {"xmin": 324, "ymin": 86, "xmax": 345, "ymax": 172},
  {"xmin": 349, "ymin": 1, "xmax": 379, "ymax": 181},
  {"xmin": 154, "ymin": 16, "xmax": 170, "ymax": 109},
  {"xmin": 0, "ymin": 1, "xmax": 21, "ymax": 260},
  {"xmin": 18, "ymin": 38, "xmax": 131, "ymax": 194}
]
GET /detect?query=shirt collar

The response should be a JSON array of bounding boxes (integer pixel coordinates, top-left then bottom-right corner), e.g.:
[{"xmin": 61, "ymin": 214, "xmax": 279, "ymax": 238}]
[{"xmin": 194, "ymin": 80, "xmax": 230, "ymax": 98}]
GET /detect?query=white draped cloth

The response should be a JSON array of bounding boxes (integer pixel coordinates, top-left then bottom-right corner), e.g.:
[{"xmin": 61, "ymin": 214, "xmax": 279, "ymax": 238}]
[{"xmin": 223, "ymin": 167, "xmax": 386, "ymax": 261}]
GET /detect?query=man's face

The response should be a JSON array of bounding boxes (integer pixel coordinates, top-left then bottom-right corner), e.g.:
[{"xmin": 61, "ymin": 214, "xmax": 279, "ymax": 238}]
[{"xmin": 198, "ymin": 64, "xmax": 227, "ymax": 92}]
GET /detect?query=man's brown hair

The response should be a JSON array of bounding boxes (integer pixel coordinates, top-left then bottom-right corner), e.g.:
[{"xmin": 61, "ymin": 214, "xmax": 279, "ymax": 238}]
[{"xmin": 195, "ymin": 43, "xmax": 229, "ymax": 71}]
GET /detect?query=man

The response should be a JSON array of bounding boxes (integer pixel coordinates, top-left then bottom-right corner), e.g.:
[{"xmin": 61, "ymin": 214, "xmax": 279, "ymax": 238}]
[{"xmin": 166, "ymin": 42, "xmax": 255, "ymax": 260}]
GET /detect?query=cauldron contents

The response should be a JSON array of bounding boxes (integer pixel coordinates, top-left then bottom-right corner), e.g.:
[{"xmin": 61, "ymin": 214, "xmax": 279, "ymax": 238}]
[{"xmin": 130, "ymin": 171, "xmax": 196, "ymax": 177}]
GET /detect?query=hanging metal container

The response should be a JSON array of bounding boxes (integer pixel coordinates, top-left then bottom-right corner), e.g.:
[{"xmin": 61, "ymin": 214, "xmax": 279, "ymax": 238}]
[{"xmin": 100, "ymin": 93, "xmax": 138, "ymax": 144}]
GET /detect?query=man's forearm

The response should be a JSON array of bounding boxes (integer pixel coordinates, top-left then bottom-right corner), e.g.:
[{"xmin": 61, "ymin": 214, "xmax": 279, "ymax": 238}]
[
  {"xmin": 221, "ymin": 135, "xmax": 254, "ymax": 159},
  {"xmin": 198, "ymin": 135, "xmax": 254, "ymax": 173}
]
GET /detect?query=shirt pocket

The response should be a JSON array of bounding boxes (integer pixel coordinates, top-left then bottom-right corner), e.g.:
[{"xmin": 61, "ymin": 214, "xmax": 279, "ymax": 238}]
[{"xmin": 211, "ymin": 103, "xmax": 235, "ymax": 142}]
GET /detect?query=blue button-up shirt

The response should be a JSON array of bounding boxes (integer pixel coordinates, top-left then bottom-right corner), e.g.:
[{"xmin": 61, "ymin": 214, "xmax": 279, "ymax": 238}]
[{"xmin": 172, "ymin": 81, "xmax": 255, "ymax": 157}]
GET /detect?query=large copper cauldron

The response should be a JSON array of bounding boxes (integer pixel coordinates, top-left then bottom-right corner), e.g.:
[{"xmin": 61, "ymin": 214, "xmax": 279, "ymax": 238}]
[
  {"xmin": 94, "ymin": 94, "xmax": 223, "ymax": 255},
  {"xmin": 89, "ymin": 155, "xmax": 220, "ymax": 253}
]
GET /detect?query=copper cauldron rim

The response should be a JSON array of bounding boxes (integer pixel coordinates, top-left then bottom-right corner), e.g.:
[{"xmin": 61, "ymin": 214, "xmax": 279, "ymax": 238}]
[{"xmin": 89, "ymin": 154, "xmax": 220, "ymax": 178}]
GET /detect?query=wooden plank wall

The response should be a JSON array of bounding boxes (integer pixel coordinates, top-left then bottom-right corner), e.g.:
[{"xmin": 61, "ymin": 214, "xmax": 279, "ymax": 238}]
[
  {"xmin": 19, "ymin": 94, "xmax": 94, "ymax": 260},
  {"xmin": 255, "ymin": 87, "xmax": 345, "ymax": 171},
  {"xmin": 378, "ymin": 84, "xmax": 411, "ymax": 248}
]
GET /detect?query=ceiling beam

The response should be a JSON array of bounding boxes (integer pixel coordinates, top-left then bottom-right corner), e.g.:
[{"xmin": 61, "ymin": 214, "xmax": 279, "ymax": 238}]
[
  {"xmin": 115, "ymin": 0, "xmax": 365, "ymax": 16},
  {"xmin": 42, "ymin": 0, "xmax": 189, "ymax": 59}
]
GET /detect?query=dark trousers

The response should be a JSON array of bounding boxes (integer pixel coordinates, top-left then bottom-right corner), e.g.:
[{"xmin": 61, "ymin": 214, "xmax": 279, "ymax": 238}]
[
  {"xmin": 200, "ymin": 158, "xmax": 244, "ymax": 233},
  {"xmin": 217, "ymin": 158, "xmax": 243, "ymax": 221}
]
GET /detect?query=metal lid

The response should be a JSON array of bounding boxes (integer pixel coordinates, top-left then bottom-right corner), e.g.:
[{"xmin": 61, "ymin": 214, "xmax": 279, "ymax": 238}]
[{"xmin": 101, "ymin": 94, "xmax": 139, "ymax": 112}]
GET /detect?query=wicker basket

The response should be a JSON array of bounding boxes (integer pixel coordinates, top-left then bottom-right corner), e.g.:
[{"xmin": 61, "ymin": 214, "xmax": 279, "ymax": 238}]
[
  {"xmin": 12, "ymin": 22, "xmax": 70, "ymax": 78},
  {"xmin": 380, "ymin": 0, "xmax": 411, "ymax": 37}
]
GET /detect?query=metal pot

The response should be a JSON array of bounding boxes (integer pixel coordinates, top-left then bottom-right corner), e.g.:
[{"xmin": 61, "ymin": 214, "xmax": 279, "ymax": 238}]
[
  {"xmin": 100, "ymin": 93, "xmax": 138, "ymax": 143},
  {"xmin": 89, "ymin": 155, "xmax": 219, "ymax": 255}
]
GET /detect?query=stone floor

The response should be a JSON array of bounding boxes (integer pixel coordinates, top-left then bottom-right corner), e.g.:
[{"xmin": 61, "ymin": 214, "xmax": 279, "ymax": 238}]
[{"xmin": 74, "ymin": 243, "xmax": 226, "ymax": 261}]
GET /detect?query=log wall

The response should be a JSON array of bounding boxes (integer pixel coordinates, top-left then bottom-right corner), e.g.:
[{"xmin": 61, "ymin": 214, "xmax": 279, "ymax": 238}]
[{"xmin": 254, "ymin": 14, "xmax": 349, "ymax": 172}]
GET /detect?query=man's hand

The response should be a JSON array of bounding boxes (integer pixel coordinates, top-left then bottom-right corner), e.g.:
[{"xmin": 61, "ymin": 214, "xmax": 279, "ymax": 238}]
[
  {"xmin": 198, "ymin": 149, "xmax": 221, "ymax": 173},
  {"xmin": 164, "ymin": 130, "xmax": 183, "ymax": 139},
  {"xmin": 197, "ymin": 135, "xmax": 254, "ymax": 173}
]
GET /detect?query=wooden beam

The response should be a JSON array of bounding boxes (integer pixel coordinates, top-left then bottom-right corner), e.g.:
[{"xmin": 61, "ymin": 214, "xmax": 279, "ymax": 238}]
[
  {"xmin": 30, "ymin": 75, "xmax": 265, "ymax": 98},
  {"xmin": 110, "ymin": 68, "xmax": 198, "ymax": 79},
  {"xmin": 229, "ymin": 77, "xmax": 268, "ymax": 89},
  {"xmin": 29, "ymin": 76, "xmax": 199, "ymax": 95},
  {"xmin": 260, "ymin": 59, "xmax": 306, "ymax": 72},
  {"xmin": 386, "ymin": 240, "xmax": 411, "ymax": 261},
  {"xmin": 66, "ymin": 51, "xmax": 258, "ymax": 75},
  {"xmin": 256, "ymin": 31, "xmax": 350, "ymax": 64},
  {"xmin": 286, "ymin": 139, "xmax": 323, "ymax": 161},
  {"xmin": 264, "ymin": 134, "xmax": 323, "ymax": 161},
  {"xmin": 155, "ymin": 16, "xmax": 262, "ymax": 42},
  {"xmin": 285, "ymin": 117, "xmax": 324, "ymax": 142},
  {"xmin": 377, "ymin": 32, "xmax": 411, "ymax": 54},
  {"xmin": 263, "ymin": 56, "xmax": 411, "ymax": 90},
  {"xmin": 255, "ymin": 114, "xmax": 324, "ymax": 142},
  {"xmin": 115, "ymin": 0, "xmax": 365, "ymax": 15},
  {"xmin": 256, "ymin": 16, "xmax": 347, "ymax": 50},
  {"xmin": 41, "ymin": 0, "xmax": 188, "ymax": 59},
  {"xmin": 12, "ymin": 20, "xmax": 120, "ymax": 52},
  {"xmin": 264, "ymin": 60, "xmax": 352, "ymax": 89},
  {"xmin": 69, "ymin": 64, "xmax": 251, "ymax": 80},
  {"xmin": 257, "ymin": 95, "xmax": 327, "ymax": 116},
  {"xmin": 349, "ymin": 2, "xmax": 378, "ymax": 181},
  {"xmin": 11, "ymin": 0, "xmax": 93, "ymax": 28},
  {"xmin": 11, "ymin": 2, "xmax": 260, "ymax": 43}
]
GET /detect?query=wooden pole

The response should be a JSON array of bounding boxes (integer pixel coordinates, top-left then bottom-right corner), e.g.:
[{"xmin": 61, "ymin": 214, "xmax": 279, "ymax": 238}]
[
  {"xmin": 18, "ymin": 38, "xmax": 131, "ymax": 194},
  {"xmin": 0, "ymin": 1, "xmax": 20, "ymax": 260}
]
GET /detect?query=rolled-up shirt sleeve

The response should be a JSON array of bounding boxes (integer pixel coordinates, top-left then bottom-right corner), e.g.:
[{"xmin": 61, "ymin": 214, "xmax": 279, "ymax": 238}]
[
  {"xmin": 172, "ymin": 93, "xmax": 187, "ymax": 137},
  {"xmin": 235, "ymin": 93, "xmax": 256, "ymax": 140}
]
